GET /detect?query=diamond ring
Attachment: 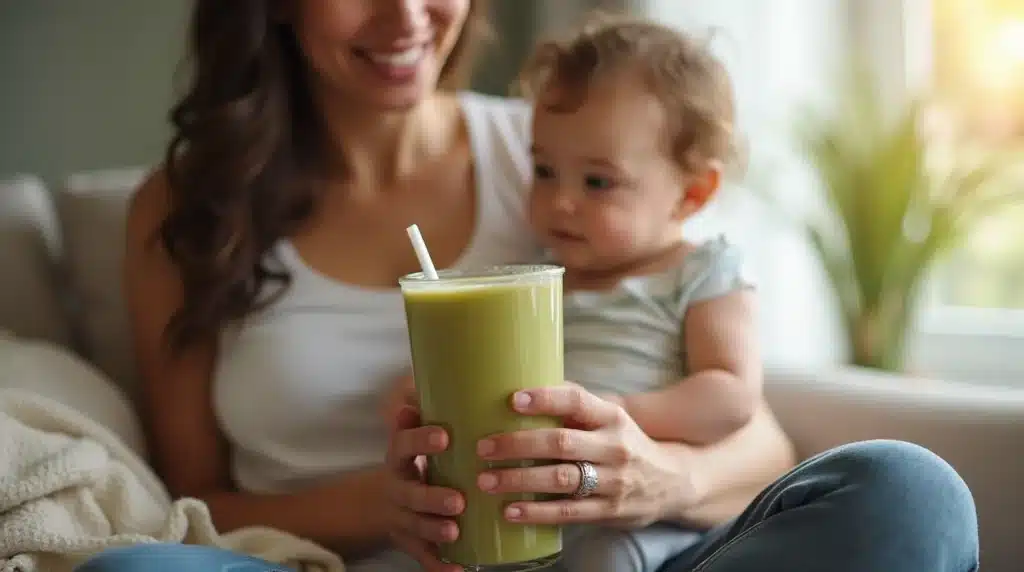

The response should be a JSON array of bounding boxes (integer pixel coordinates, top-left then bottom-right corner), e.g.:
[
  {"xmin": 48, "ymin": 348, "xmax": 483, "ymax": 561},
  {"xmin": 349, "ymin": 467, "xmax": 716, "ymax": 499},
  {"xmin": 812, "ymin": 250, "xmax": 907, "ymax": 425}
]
[{"xmin": 572, "ymin": 461, "xmax": 599, "ymax": 498}]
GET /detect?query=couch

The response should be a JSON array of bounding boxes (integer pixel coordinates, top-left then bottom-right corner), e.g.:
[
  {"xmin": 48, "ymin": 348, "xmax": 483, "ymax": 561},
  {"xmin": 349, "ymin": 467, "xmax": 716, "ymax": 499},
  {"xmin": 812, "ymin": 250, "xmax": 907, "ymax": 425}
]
[{"xmin": 2, "ymin": 169, "xmax": 1022, "ymax": 570}]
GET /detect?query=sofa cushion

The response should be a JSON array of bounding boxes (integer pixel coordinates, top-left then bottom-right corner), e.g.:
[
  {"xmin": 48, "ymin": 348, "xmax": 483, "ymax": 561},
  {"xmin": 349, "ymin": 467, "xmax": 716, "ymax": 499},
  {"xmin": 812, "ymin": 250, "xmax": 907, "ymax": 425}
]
[
  {"xmin": 765, "ymin": 366, "xmax": 1024, "ymax": 572},
  {"xmin": 0, "ymin": 174, "xmax": 73, "ymax": 347},
  {"xmin": 57, "ymin": 167, "xmax": 149, "ymax": 400}
]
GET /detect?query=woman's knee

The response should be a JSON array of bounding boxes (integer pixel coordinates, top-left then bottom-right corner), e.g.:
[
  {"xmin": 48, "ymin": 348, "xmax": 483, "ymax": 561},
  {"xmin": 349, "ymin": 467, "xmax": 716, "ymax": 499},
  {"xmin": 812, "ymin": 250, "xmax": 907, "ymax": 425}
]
[
  {"xmin": 820, "ymin": 440, "xmax": 974, "ymax": 510},
  {"xmin": 75, "ymin": 543, "xmax": 289, "ymax": 572},
  {"xmin": 814, "ymin": 440, "xmax": 979, "ymax": 561}
]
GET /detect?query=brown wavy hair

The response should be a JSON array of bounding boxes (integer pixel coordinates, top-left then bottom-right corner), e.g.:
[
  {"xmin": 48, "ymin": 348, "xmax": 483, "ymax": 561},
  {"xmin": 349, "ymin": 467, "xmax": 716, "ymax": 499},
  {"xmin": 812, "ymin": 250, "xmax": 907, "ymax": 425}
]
[
  {"xmin": 160, "ymin": 0, "xmax": 489, "ymax": 352},
  {"xmin": 518, "ymin": 14, "xmax": 737, "ymax": 176}
]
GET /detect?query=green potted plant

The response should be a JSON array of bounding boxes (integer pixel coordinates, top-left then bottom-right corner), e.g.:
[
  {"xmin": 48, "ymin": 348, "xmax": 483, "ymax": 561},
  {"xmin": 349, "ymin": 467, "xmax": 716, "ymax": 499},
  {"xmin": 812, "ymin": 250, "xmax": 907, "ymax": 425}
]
[{"xmin": 755, "ymin": 68, "xmax": 1020, "ymax": 371}]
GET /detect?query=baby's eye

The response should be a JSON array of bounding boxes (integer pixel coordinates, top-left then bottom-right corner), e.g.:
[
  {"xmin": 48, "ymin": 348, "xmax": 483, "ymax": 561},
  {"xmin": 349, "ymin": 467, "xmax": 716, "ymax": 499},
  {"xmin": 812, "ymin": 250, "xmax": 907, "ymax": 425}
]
[
  {"xmin": 584, "ymin": 174, "xmax": 615, "ymax": 191},
  {"xmin": 534, "ymin": 164, "xmax": 556, "ymax": 180}
]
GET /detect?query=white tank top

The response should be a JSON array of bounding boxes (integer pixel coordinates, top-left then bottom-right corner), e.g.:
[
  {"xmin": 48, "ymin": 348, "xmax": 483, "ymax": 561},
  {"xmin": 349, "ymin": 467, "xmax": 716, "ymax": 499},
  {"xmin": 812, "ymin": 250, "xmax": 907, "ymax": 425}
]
[{"xmin": 213, "ymin": 92, "xmax": 541, "ymax": 494}]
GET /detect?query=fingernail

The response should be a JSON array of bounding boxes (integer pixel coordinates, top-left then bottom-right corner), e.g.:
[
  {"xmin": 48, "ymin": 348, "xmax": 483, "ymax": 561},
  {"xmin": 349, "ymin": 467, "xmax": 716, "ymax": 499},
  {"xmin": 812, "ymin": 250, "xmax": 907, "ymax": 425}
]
[
  {"xmin": 441, "ymin": 521, "xmax": 459, "ymax": 541},
  {"xmin": 506, "ymin": 506, "xmax": 523, "ymax": 520},
  {"xmin": 478, "ymin": 473, "xmax": 498, "ymax": 491},
  {"xmin": 477, "ymin": 439, "xmax": 495, "ymax": 456},
  {"xmin": 429, "ymin": 430, "xmax": 445, "ymax": 448},
  {"xmin": 513, "ymin": 391, "xmax": 532, "ymax": 410},
  {"xmin": 444, "ymin": 495, "xmax": 461, "ymax": 513}
]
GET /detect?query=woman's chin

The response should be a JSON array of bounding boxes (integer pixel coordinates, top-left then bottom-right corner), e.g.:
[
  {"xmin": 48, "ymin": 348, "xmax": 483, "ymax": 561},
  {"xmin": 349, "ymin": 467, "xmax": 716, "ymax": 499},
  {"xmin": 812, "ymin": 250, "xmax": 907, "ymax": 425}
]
[
  {"xmin": 349, "ymin": 52, "xmax": 443, "ymax": 111},
  {"xmin": 337, "ymin": 77, "xmax": 441, "ymax": 113},
  {"xmin": 371, "ymin": 86, "xmax": 435, "ymax": 111}
]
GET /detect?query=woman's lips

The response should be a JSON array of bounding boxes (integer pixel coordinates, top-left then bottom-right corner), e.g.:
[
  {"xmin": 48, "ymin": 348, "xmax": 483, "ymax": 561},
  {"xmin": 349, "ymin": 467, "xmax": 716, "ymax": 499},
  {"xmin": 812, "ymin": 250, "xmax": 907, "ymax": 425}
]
[{"xmin": 353, "ymin": 45, "xmax": 428, "ymax": 83}]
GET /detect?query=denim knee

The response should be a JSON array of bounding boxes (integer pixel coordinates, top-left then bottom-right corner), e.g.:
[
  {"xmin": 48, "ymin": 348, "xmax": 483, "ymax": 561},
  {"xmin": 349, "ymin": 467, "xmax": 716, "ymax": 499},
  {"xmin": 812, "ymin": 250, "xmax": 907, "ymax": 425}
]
[
  {"xmin": 657, "ymin": 439, "xmax": 979, "ymax": 572},
  {"xmin": 821, "ymin": 439, "xmax": 976, "ymax": 515},
  {"xmin": 816, "ymin": 440, "xmax": 979, "ymax": 568}
]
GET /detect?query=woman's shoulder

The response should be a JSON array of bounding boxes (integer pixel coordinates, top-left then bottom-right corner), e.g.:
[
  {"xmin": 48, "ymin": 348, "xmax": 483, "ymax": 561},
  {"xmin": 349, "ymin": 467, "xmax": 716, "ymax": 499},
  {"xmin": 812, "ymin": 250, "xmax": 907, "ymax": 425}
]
[
  {"xmin": 458, "ymin": 91, "xmax": 531, "ymax": 158},
  {"xmin": 457, "ymin": 91, "xmax": 533, "ymax": 201},
  {"xmin": 458, "ymin": 90, "xmax": 532, "ymax": 134},
  {"xmin": 125, "ymin": 166, "xmax": 171, "ymax": 246},
  {"xmin": 451, "ymin": 91, "xmax": 542, "ymax": 260}
]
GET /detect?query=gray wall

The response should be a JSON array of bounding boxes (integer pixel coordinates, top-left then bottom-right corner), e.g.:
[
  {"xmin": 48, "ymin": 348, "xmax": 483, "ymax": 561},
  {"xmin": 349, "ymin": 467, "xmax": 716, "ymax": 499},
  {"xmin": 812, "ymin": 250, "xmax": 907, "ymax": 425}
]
[
  {"xmin": 472, "ymin": 1, "xmax": 541, "ymax": 96},
  {"xmin": 0, "ymin": 0, "xmax": 189, "ymax": 188}
]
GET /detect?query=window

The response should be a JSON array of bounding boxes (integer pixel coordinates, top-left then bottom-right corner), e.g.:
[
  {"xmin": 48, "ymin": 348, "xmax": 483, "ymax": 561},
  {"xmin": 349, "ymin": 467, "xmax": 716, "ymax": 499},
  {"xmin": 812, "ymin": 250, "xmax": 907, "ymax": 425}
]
[
  {"xmin": 857, "ymin": 0, "xmax": 1024, "ymax": 384},
  {"xmin": 927, "ymin": 0, "xmax": 1024, "ymax": 311}
]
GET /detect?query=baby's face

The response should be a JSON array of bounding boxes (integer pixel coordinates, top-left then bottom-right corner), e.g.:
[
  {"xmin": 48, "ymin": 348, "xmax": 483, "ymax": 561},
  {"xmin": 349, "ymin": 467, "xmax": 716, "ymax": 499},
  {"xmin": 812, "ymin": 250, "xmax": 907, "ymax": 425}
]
[{"xmin": 528, "ymin": 75, "xmax": 691, "ymax": 273}]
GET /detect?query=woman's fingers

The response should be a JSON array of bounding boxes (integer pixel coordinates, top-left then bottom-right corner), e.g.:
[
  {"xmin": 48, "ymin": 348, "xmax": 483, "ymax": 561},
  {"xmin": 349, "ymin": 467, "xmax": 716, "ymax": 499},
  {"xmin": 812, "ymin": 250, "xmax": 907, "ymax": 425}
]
[
  {"xmin": 387, "ymin": 421, "xmax": 449, "ymax": 470},
  {"xmin": 389, "ymin": 478, "xmax": 465, "ymax": 517},
  {"xmin": 393, "ymin": 403, "xmax": 421, "ymax": 430},
  {"xmin": 386, "ymin": 405, "xmax": 464, "ymax": 516},
  {"xmin": 503, "ymin": 498, "xmax": 617, "ymax": 525},
  {"xmin": 512, "ymin": 384, "xmax": 622, "ymax": 429},
  {"xmin": 391, "ymin": 507, "xmax": 460, "ymax": 544},
  {"xmin": 478, "ymin": 462, "xmax": 620, "ymax": 497},
  {"xmin": 385, "ymin": 405, "xmax": 465, "ymax": 571},
  {"xmin": 478, "ymin": 427, "xmax": 624, "ymax": 464}
]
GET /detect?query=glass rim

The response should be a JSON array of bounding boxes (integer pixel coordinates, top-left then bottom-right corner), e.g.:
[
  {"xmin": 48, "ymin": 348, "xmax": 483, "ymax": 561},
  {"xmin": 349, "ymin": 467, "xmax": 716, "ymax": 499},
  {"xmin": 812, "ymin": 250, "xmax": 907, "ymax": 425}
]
[{"xmin": 398, "ymin": 264, "xmax": 564, "ymax": 287}]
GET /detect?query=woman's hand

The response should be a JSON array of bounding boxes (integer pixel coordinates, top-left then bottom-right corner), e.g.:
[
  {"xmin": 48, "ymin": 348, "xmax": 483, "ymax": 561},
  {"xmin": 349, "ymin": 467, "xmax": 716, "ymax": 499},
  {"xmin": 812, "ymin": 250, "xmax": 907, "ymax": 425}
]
[
  {"xmin": 476, "ymin": 384, "xmax": 700, "ymax": 529},
  {"xmin": 384, "ymin": 406, "xmax": 465, "ymax": 572},
  {"xmin": 380, "ymin": 373, "xmax": 417, "ymax": 428}
]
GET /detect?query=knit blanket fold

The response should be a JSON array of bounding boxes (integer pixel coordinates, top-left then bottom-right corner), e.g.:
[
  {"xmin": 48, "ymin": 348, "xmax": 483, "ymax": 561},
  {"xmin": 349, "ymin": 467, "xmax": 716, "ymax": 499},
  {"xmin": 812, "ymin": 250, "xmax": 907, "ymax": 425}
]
[{"xmin": 0, "ymin": 388, "xmax": 345, "ymax": 572}]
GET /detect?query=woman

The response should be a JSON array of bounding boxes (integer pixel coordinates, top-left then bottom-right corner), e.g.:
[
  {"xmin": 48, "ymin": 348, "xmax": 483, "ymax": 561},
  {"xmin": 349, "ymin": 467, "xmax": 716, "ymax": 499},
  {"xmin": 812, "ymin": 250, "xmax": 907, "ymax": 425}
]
[{"xmin": 78, "ymin": 1, "xmax": 978, "ymax": 571}]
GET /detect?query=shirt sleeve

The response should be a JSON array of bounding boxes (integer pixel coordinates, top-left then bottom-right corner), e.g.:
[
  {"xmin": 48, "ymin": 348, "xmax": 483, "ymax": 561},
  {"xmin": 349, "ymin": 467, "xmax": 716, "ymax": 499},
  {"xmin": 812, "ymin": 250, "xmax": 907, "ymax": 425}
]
[{"xmin": 676, "ymin": 235, "xmax": 756, "ymax": 314}]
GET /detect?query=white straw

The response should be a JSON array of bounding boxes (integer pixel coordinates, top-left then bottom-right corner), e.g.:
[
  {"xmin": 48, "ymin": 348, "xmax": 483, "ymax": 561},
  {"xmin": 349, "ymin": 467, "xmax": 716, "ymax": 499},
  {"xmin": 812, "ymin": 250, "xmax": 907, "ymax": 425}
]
[{"xmin": 405, "ymin": 224, "xmax": 439, "ymax": 280}]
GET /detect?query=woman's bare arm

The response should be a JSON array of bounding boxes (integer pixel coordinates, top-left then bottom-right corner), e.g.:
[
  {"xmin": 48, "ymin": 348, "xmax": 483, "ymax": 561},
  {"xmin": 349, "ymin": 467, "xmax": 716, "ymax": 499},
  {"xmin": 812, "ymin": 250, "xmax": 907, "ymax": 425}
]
[
  {"xmin": 658, "ymin": 400, "xmax": 798, "ymax": 528},
  {"xmin": 125, "ymin": 170, "xmax": 391, "ymax": 556}
]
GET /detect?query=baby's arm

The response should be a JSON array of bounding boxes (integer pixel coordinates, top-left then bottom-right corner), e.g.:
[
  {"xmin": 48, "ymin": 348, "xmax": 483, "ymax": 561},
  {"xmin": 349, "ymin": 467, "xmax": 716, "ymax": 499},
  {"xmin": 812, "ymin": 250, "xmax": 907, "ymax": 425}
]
[{"xmin": 619, "ymin": 289, "xmax": 762, "ymax": 445}]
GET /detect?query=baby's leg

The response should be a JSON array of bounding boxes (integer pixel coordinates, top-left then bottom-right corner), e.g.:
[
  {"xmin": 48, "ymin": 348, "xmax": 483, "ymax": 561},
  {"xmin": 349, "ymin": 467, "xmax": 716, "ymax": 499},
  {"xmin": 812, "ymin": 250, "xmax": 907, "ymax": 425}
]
[{"xmin": 561, "ymin": 524, "xmax": 705, "ymax": 572}]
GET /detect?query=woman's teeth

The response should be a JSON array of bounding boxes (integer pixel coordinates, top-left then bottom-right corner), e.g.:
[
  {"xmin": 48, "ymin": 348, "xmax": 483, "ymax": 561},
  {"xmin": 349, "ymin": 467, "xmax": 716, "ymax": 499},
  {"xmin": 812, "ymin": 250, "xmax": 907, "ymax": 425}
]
[{"xmin": 368, "ymin": 46, "xmax": 424, "ymax": 67}]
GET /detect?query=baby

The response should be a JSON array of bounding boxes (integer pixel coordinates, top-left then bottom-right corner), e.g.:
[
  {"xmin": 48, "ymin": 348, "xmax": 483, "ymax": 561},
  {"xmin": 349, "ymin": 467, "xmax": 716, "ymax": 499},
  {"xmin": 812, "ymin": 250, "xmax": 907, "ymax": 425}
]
[{"xmin": 517, "ymin": 15, "xmax": 761, "ymax": 572}]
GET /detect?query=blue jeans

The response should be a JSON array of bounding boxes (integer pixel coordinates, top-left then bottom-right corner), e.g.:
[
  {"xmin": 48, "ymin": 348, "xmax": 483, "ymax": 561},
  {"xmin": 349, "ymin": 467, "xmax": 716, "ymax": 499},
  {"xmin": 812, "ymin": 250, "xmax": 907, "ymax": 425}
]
[
  {"xmin": 74, "ymin": 440, "xmax": 979, "ymax": 572},
  {"xmin": 657, "ymin": 439, "xmax": 978, "ymax": 571}
]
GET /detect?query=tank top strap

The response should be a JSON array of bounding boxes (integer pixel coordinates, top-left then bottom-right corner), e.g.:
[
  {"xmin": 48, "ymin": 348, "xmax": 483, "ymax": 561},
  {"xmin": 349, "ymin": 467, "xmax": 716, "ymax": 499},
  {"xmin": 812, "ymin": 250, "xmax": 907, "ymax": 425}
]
[{"xmin": 454, "ymin": 91, "xmax": 539, "ymax": 268}]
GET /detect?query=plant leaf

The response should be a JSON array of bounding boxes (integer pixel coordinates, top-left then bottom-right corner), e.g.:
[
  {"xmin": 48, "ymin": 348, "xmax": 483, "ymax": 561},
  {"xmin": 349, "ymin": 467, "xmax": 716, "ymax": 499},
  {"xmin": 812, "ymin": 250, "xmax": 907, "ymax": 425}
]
[{"xmin": 806, "ymin": 224, "xmax": 860, "ymax": 337}]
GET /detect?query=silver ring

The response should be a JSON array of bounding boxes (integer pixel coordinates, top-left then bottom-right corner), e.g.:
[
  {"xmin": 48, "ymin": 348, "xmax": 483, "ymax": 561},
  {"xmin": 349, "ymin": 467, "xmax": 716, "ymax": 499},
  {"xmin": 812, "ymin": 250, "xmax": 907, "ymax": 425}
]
[{"xmin": 572, "ymin": 461, "xmax": 599, "ymax": 499}]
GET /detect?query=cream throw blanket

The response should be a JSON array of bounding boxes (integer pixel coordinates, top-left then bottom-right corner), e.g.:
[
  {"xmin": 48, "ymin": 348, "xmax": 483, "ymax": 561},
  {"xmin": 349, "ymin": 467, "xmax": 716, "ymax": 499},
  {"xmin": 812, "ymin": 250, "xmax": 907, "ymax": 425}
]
[{"xmin": 0, "ymin": 388, "xmax": 346, "ymax": 572}]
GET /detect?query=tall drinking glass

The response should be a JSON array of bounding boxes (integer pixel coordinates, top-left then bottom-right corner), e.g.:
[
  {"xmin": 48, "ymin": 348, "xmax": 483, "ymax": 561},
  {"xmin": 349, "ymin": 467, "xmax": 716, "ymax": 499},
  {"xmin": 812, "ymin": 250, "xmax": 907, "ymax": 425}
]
[{"xmin": 399, "ymin": 265, "xmax": 565, "ymax": 571}]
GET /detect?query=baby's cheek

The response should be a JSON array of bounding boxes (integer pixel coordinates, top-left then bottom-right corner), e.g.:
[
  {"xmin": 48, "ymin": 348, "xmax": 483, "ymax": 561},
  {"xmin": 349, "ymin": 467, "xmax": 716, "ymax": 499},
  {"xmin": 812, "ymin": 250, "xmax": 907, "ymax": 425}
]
[{"xmin": 597, "ymin": 215, "xmax": 643, "ymax": 250}]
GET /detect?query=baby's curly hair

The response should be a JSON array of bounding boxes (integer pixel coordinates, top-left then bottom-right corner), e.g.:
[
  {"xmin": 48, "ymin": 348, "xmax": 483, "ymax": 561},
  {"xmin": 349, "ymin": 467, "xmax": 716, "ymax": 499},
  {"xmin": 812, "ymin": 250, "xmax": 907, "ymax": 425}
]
[{"xmin": 519, "ymin": 14, "xmax": 737, "ymax": 176}]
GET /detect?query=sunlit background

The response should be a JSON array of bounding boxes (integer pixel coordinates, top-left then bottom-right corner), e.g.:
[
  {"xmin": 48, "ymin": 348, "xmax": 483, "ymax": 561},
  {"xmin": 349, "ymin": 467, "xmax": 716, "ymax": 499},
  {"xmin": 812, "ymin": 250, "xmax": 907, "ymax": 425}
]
[{"xmin": 931, "ymin": 0, "xmax": 1024, "ymax": 310}]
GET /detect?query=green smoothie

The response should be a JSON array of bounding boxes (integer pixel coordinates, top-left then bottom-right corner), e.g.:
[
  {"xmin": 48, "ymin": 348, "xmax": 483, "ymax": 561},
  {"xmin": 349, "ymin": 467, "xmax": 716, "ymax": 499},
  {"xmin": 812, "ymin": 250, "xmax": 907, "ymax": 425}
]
[{"xmin": 400, "ymin": 265, "xmax": 565, "ymax": 571}]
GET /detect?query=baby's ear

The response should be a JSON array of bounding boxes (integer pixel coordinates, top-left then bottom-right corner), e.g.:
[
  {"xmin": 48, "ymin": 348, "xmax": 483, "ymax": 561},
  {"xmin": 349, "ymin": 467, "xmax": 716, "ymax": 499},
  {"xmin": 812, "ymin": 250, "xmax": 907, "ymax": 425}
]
[{"xmin": 673, "ymin": 165, "xmax": 722, "ymax": 221}]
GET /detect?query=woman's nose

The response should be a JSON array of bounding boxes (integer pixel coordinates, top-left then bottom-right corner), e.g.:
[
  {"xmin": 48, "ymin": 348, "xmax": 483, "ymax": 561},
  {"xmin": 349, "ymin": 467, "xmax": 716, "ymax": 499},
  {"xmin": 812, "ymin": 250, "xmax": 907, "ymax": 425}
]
[{"xmin": 384, "ymin": 0, "xmax": 428, "ymax": 36}]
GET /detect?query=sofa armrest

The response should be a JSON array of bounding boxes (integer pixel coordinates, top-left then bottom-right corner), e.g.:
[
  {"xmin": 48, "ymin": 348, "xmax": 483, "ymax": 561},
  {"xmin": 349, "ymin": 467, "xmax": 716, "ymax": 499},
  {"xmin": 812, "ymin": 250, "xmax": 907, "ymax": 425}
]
[
  {"xmin": 0, "ymin": 331, "xmax": 146, "ymax": 457},
  {"xmin": 765, "ymin": 366, "xmax": 1024, "ymax": 572},
  {"xmin": 0, "ymin": 174, "xmax": 72, "ymax": 346}
]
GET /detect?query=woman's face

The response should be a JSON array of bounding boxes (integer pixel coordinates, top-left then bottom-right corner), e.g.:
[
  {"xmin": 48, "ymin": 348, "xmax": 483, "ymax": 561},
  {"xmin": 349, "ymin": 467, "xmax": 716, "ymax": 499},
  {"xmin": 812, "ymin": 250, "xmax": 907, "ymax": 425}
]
[{"xmin": 292, "ymin": 0, "xmax": 472, "ymax": 111}]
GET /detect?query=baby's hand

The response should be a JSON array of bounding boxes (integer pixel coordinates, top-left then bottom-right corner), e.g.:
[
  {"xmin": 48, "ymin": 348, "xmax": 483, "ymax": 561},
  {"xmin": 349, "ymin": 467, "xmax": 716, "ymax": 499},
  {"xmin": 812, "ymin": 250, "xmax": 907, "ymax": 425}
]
[{"xmin": 381, "ymin": 373, "xmax": 417, "ymax": 428}]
